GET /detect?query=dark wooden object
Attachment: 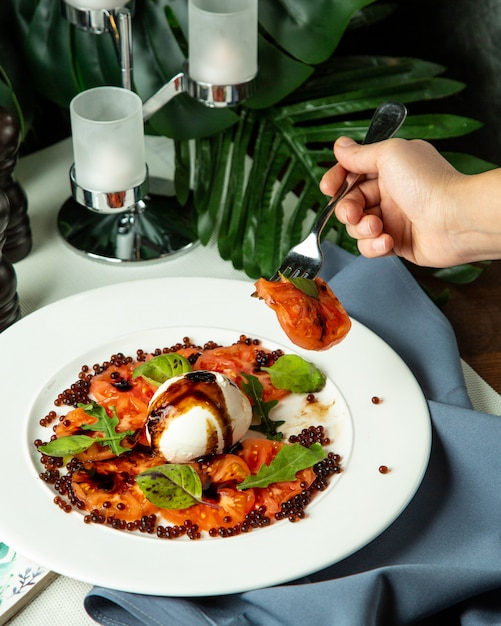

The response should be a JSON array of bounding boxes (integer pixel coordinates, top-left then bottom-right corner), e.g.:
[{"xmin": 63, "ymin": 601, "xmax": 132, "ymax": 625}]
[
  {"xmin": 0, "ymin": 107, "xmax": 32, "ymax": 262},
  {"xmin": 0, "ymin": 188, "xmax": 20, "ymax": 330},
  {"xmin": 0, "ymin": 108, "xmax": 23, "ymax": 331}
]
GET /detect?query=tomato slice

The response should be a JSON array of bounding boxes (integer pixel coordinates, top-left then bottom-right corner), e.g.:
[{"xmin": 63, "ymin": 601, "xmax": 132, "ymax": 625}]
[
  {"xmin": 201, "ymin": 454, "xmax": 251, "ymax": 485},
  {"xmin": 238, "ymin": 438, "xmax": 316, "ymax": 516},
  {"xmin": 254, "ymin": 276, "xmax": 351, "ymax": 351},
  {"xmin": 54, "ymin": 406, "xmax": 122, "ymax": 462},
  {"xmin": 162, "ymin": 487, "xmax": 256, "ymax": 532},
  {"xmin": 71, "ymin": 452, "xmax": 163, "ymax": 521},
  {"xmin": 90, "ymin": 363, "xmax": 156, "ymax": 433},
  {"xmin": 252, "ymin": 468, "xmax": 315, "ymax": 517},
  {"xmin": 54, "ymin": 362, "xmax": 156, "ymax": 461},
  {"xmin": 193, "ymin": 342, "xmax": 288, "ymax": 403},
  {"xmin": 161, "ymin": 455, "xmax": 255, "ymax": 531},
  {"xmin": 237, "ymin": 438, "xmax": 282, "ymax": 472}
]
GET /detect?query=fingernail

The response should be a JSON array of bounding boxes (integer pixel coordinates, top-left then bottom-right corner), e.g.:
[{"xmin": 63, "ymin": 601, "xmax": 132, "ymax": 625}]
[
  {"xmin": 337, "ymin": 206, "xmax": 347, "ymax": 223},
  {"xmin": 336, "ymin": 136, "xmax": 355, "ymax": 148},
  {"xmin": 373, "ymin": 237, "xmax": 387, "ymax": 253}
]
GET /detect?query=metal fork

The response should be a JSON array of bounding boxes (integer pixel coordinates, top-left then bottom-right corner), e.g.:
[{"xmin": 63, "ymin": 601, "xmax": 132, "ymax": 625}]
[{"xmin": 269, "ymin": 101, "xmax": 407, "ymax": 281}]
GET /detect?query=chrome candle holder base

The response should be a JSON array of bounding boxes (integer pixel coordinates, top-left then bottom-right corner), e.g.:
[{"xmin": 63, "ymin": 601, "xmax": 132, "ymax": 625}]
[{"xmin": 58, "ymin": 175, "xmax": 197, "ymax": 263}]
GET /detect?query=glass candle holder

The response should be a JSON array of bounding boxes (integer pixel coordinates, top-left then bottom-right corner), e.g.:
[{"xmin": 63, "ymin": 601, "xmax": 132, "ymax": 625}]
[
  {"xmin": 64, "ymin": 0, "xmax": 127, "ymax": 9},
  {"xmin": 188, "ymin": 0, "xmax": 258, "ymax": 86},
  {"xmin": 70, "ymin": 86, "xmax": 146, "ymax": 193}
]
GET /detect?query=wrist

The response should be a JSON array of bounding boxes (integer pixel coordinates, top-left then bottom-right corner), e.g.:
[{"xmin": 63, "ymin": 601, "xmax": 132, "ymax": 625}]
[{"xmin": 450, "ymin": 169, "xmax": 501, "ymax": 263}]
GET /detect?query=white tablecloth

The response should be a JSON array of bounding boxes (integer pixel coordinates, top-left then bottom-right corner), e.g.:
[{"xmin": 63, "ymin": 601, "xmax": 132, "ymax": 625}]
[
  {"xmin": 14, "ymin": 136, "xmax": 248, "ymax": 317},
  {"xmin": 6, "ymin": 138, "xmax": 501, "ymax": 625}
]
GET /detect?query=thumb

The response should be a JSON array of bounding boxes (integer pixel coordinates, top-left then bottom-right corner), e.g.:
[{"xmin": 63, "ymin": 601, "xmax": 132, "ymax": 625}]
[{"xmin": 334, "ymin": 136, "xmax": 381, "ymax": 176}]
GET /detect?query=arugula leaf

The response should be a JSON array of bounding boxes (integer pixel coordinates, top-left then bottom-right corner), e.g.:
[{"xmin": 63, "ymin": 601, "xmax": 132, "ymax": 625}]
[
  {"xmin": 262, "ymin": 354, "xmax": 326, "ymax": 393},
  {"xmin": 238, "ymin": 442, "xmax": 325, "ymax": 490},
  {"xmin": 78, "ymin": 402, "xmax": 134, "ymax": 456},
  {"xmin": 241, "ymin": 373, "xmax": 284, "ymax": 441},
  {"xmin": 136, "ymin": 464, "xmax": 206, "ymax": 510},
  {"xmin": 132, "ymin": 353, "xmax": 192, "ymax": 386},
  {"xmin": 283, "ymin": 275, "xmax": 319, "ymax": 299},
  {"xmin": 38, "ymin": 402, "xmax": 135, "ymax": 457}
]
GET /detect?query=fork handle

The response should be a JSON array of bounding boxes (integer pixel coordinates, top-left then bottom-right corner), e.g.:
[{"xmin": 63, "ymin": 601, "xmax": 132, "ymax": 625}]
[
  {"xmin": 311, "ymin": 101, "xmax": 407, "ymax": 240},
  {"xmin": 311, "ymin": 172, "xmax": 360, "ymax": 240},
  {"xmin": 362, "ymin": 101, "xmax": 407, "ymax": 145}
]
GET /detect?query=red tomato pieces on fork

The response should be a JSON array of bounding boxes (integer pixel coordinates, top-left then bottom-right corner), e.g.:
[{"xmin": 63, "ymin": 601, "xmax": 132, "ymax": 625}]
[{"xmin": 254, "ymin": 276, "xmax": 351, "ymax": 351}]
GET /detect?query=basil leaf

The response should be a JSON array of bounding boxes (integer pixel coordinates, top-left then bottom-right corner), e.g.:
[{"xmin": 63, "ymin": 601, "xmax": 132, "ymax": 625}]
[
  {"xmin": 238, "ymin": 442, "xmax": 325, "ymax": 490},
  {"xmin": 285, "ymin": 275, "xmax": 319, "ymax": 299},
  {"xmin": 136, "ymin": 464, "xmax": 204, "ymax": 510},
  {"xmin": 37, "ymin": 434, "xmax": 100, "ymax": 457},
  {"xmin": 132, "ymin": 354, "xmax": 192, "ymax": 386},
  {"xmin": 262, "ymin": 354, "xmax": 326, "ymax": 393}
]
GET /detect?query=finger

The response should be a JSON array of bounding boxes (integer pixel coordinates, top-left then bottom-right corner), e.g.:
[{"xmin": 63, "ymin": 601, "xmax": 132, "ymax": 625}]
[
  {"xmin": 343, "ymin": 213, "xmax": 384, "ymax": 239},
  {"xmin": 335, "ymin": 180, "xmax": 382, "ymax": 224},
  {"xmin": 319, "ymin": 162, "xmax": 348, "ymax": 196},
  {"xmin": 357, "ymin": 233, "xmax": 395, "ymax": 258},
  {"xmin": 334, "ymin": 195, "xmax": 364, "ymax": 225},
  {"xmin": 334, "ymin": 136, "xmax": 397, "ymax": 175},
  {"xmin": 336, "ymin": 178, "xmax": 382, "ymax": 220}
]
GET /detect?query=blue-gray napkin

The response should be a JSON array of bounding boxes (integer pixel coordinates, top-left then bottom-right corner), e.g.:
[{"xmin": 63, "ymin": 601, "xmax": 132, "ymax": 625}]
[{"xmin": 84, "ymin": 243, "xmax": 501, "ymax": 625}]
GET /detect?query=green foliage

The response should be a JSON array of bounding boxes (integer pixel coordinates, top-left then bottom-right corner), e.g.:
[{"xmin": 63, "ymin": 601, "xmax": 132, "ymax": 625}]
[
  {"xmin": 186, "ymin": 55, "xmax": 485, "ymax": 278},
  {"xmin": 132, "ymin": 353, "xmax": 192, "ymax": 386},
  {"xmin": 0, "ymin": 0, "xmax": 492, "ymax": 282}
]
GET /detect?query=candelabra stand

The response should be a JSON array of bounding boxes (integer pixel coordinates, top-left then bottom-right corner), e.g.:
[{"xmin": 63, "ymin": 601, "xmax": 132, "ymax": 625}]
[
  {"xmin": 58, "ymin": 0, "xmax": 257, "ymax": 263},
  {"xmin": 61, "ymin": 0, "xmax": 133, "ymax": 89}
]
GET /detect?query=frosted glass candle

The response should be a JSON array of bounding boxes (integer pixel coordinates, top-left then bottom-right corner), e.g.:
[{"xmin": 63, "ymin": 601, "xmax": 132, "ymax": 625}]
[
  {"xmin": 70, "ymin": 86, "xmax": 146, "ymax": 193},
  {"xmin": 189, "ymin": 0, "xmax": 257, "ymax": 85},
  {"xmin": 64, "ymin": 0, "xmax": 127, "ymax": 9}
]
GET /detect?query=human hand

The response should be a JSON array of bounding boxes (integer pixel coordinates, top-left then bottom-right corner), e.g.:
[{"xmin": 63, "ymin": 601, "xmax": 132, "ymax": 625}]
[{"xmin": 320, "ymin": 137, "xmax": 469, "ymax": 267}]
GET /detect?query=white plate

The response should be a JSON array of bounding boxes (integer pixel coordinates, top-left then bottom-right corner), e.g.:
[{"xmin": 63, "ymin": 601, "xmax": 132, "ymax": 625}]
[{"xmin": 0, "ymin": 277, "xmax": 431, "ymax": 596}]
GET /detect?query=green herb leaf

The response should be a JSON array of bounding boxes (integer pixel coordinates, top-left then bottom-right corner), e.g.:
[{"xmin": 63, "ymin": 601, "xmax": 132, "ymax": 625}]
[
  {"xmin": 262, "ymin": 354, "xmax": 326, "ymax": 393},
  {"xmin": 284, "ymin": 275, "xmax": 319, "ymax": 299},
  {"xmin": 238, "ymin": 442, "xmax": 325, "ymax": 490},
  {"xmin": 37, "ymin": 434, "xmax": 101, "ymax": 457},
  {"xmin": 37, "ymin": 402, "xmax": 134, "ymax": 457},
  {"xmin": 79, "ymin": 402, "xmax": 133, "ymax": 456},
  {"xmin": 136, "ymin": 464, "xmax": 204, "ymax": 510},
  {"xmin": 132, "ymin": 354, "xmax": 192, "ymax": 386},
  {"xmin": 241, "ymin": 373, "xmax": 284, "ymax": 441}
]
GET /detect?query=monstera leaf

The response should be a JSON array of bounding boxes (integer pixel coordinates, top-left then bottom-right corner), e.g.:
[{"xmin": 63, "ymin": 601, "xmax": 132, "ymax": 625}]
[
  {"xmin": 0, "ymin": 0, "xmax": 492, "ymax": 281},
  {"xmin": 182, "ymin": 56, "xmax": 485, "ymax": 278}
]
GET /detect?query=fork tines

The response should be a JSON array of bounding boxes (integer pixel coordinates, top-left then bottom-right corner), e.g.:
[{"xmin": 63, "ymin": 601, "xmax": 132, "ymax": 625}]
[{"xmin": 269, "ymin": 263, "xmax": 313, "ymax": 282}]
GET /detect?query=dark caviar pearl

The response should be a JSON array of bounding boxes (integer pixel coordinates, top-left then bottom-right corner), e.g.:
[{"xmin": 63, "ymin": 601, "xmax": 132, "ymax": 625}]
[
  {"xmin": 289, "ymin": 425, "xmax": 330, "ymax": 447},
  {"xmin": 371, "ymin": 396, "xmax": 382, "ymax": 404}
]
